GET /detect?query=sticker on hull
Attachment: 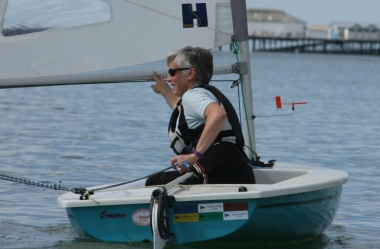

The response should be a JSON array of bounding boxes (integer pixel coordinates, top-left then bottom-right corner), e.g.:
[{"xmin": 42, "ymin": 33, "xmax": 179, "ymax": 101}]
[
  {"xmin": 223, "ymin": 211, "xmax": 248, "ymax": 220},
  {"xmin": 131, "ymin": 209, "xmax": 150, "ymax": 226},
  {"xmin": 199, "ymin": 212, "xmax": 223, "ymax": 221},
  {"xmin": 174, "ymin": 213, "xmax": 199, "ymax": 222},
  {"xmin": 174, "ymin": 204, "xmax": 198, "ymax": 214},
  {"xmin": 198, "ymin": 203, "xmax": 223, "ymax": 213},
  {"xmin": 174, "ymin": 202, "xmax": 249, "ymax": 223}
]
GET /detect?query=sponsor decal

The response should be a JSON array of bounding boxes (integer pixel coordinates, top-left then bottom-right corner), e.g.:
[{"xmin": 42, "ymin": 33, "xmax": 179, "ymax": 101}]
[
  {"xmin": 182, "ymin": 3, "xmax": 208, "ymax": 28},
  {"xmin": 223, "ymin": 211, "xmax": 249, "ymax": 220},
  {"xmin": 174, "ymin": 204, "xmax": 198, "ymax": 214},
  {"xmin": 223, "ymin": 202, "xmax": 249, "ymax": 211},
  {"xmin": 131, "ymin": 209, "xmax": 150, "ymax": 226},
  {"xmin": 198, "ymin": 203, "xmax": 223, "ymax": 213},
  {"xmin": 174, "ymin": 202, "xmax": 249, "ymax": 222},
  {"xmin": 100, "ymin": 211, "xmax": 126, "ymax": 219},
  {"xmin": 174, "ymin": 213, "xmax": 199, "ymax": 222},
  {"xmin": 199, "ymin": 212, "xmax": 223, "ymax": 221}
]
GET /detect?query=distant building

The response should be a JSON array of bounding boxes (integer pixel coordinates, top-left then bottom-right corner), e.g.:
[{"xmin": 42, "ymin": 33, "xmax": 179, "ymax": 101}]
[
  {"xmin": 308, "ymin": 24, "xmax": 328, "ymax": 39},
  {"xmin": 328, "ymin": 22, "xmax": 380, "ymax": 40},
  {"xmin": 247, "ymin": 9, "xmax": 306, "ymax": 38}
]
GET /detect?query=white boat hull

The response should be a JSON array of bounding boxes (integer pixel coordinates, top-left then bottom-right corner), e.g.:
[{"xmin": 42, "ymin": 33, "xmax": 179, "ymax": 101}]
[{"xmin": 58, "ymin": 163, "xmax": 348, "ymax": 245}]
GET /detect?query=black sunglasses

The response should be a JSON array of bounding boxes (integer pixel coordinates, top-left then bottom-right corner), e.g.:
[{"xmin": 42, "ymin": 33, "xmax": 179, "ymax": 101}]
[{"xmin": 168, "ymin": 68, "xmax": 191, "ymax": 77}]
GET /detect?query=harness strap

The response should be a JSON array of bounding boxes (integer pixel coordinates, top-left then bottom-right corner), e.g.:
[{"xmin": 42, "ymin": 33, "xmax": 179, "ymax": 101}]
[{"xmin": 168, "ymin": 85, "xmax": 245, "ymax": 155}]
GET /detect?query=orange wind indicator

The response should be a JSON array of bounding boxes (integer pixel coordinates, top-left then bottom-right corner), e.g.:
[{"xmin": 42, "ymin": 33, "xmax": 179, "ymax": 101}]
[{"xmin": 275, "ymin": 96, "xmax": 307, "ymax": 110}]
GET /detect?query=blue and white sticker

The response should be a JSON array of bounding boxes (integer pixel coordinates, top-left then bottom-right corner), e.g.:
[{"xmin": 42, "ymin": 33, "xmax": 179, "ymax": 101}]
[
  {"xmin": 198, "ymin": 203, "xmax": 224, "ymax": 213},
  {"xmin": 223, "ymin": 211, "xmax": 248, "ymax": 220}
]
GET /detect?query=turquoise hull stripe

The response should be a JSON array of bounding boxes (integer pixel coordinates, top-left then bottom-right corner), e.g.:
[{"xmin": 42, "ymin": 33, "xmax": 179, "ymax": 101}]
[{"xmin": 257, "ymin": 192, "xmax": 340, "ymax": 209}]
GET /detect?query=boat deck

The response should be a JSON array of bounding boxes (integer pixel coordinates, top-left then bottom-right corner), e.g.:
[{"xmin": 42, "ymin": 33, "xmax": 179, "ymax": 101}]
[{"xmin": 58, "ymin": 163, "xmax": 348, "ymax": 208}]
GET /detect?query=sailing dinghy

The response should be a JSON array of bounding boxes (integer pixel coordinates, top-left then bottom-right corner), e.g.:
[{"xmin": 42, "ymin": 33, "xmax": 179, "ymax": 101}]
[{"xmin": 0, "ymin": 0, "xmax": 348, "ymax": 247}]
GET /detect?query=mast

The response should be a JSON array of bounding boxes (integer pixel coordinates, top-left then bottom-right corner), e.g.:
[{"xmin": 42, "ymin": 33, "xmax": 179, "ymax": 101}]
[{"xmin": 231, "ymin": 0, "xmax": 257, "ymax": 160}]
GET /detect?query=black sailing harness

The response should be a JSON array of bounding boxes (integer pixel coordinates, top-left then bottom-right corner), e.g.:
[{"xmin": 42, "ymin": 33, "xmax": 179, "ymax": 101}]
[{"xmin": 168, "ymin": 85, "xmax": 245, "ymax": 155}]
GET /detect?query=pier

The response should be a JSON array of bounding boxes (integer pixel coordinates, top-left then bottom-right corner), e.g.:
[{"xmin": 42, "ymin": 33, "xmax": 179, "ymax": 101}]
[{"xmin": 246, "ymin": 37, "xmax": 380, "ymax": 55}]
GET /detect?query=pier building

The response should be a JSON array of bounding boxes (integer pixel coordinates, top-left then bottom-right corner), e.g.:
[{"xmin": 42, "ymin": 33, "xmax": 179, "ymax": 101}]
[{"xmin": 247, "ymin": 9, "xmax": 306, "ymax": 38}]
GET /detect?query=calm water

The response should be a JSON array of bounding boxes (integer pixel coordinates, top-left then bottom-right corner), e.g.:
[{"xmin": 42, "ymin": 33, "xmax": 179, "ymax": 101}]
[{"xmin": 0, "ymin": 52, "xmax": 379, "ymax": 249}]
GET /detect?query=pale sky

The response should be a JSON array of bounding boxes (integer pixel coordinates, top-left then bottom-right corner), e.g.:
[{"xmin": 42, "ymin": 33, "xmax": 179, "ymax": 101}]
[{"xmin": 246, "ymin": 0, "xmax": 380, "ymax": 26}]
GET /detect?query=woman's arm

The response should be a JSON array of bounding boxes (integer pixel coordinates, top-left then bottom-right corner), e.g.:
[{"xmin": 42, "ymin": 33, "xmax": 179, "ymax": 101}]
[
  {"xmin": 194, "ymin": 102, "xmax": 227, "ymax": 155},
  {"xmin": 151, "ymin": 74, "xmax": 180, "ymax": 109},
  {"xmin": 172, "ymin": 102, "xmax": 226, "ymax": 173}
]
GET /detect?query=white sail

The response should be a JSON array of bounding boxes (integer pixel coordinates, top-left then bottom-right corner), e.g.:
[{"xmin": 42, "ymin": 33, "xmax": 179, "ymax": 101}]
[
  {"xmin": 0, "ymin": 0, "xmax": 233, "ymax": 82},
  {"xmin": 0, "ymin": 0, "xmax": 255, "ymax": 157}
]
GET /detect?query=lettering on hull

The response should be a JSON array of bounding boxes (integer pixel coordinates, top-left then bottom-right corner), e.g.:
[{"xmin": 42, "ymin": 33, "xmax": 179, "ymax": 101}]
[{"xmin": 100, "ymin": 211, "xmax": 126, "ymax": 219}]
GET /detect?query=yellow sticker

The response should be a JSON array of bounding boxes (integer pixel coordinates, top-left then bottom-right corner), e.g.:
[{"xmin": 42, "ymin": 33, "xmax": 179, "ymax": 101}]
[{"xmin": 174, "ymin": 213, "xmax": 199, "ymax": 222}]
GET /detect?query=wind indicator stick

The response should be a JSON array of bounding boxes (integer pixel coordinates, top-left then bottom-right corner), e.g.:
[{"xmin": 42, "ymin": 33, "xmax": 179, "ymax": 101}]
[{"xmin": 275, "ymin": 96, "xmax": 307, "ymax": 110}]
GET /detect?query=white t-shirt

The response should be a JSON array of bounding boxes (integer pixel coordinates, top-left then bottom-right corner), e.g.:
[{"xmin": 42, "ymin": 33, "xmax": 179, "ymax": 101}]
[{"xmin": 176, "ymin": 87, "xmax": 235, "ymax": 143}]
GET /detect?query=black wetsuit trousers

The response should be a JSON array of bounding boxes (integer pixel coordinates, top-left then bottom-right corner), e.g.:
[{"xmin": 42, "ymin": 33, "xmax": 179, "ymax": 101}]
[{"xmin": 145, "ymin": 142, "xmax": 255, "ymax": 186}]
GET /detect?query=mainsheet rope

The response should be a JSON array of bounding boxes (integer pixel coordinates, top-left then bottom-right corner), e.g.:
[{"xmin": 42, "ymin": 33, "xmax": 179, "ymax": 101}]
[
  {"xmin": 0, "ymin": 173, "xmax": 75, "ymax": 192},
  {"xmin": 0, "ymin": 165, "xmax": 174, "ymax": 194}
]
